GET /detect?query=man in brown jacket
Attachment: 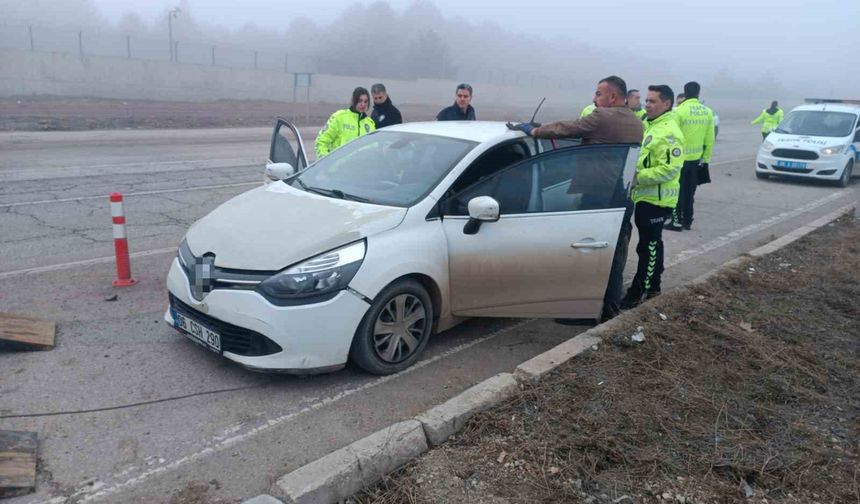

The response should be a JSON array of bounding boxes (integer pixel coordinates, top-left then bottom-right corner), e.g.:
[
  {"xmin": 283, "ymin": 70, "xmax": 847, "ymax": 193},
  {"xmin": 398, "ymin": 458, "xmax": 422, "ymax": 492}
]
[
  {"xmin": 508, "ymin": 75, "xmax": 643, "ymax": 322},
  {"xmin": 525, "ymin": 76, "xmax": 644, "ymax": 143}
]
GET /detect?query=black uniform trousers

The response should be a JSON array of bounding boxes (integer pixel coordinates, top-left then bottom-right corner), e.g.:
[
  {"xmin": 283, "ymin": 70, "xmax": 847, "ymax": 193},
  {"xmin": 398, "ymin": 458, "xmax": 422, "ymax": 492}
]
[
  {"xmin": 673, "ymin": 160, "xmax": 700, "ymax": 227},
  {"xmin": 630, "ymin": 202, "xmax": 672, "ymax": 296}
]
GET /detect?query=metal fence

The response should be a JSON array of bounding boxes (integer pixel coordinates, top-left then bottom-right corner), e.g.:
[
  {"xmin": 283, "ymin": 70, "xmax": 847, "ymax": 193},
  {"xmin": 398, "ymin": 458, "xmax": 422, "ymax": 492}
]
[
  {"xmin": 0, "ymin": 24, "xmax": 582, "ymax": 91},
  {"xmin": 0, "ymin": 24, "xmax": 317, "ymax": 72}
]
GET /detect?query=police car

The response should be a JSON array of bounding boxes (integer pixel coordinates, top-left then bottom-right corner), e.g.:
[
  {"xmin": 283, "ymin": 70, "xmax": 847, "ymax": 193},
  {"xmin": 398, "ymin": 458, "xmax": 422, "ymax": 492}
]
[{"xmin": 755, "ymin": 99, "xmax": 860, "ymax": 187}]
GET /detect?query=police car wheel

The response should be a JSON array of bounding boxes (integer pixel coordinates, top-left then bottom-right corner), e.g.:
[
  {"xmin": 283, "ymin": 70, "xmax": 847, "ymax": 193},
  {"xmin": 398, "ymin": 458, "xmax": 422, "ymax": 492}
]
[
  {"xmin": 349, "ymin": 279, "xmax": 433, "ymax": 375},
  {"xmin": 755, "ymin": 171, "xmax": 770, "ymax": 180},
  {"xmin": 836, "ymin": 161, "xmax": 853, "ymax": 188}
]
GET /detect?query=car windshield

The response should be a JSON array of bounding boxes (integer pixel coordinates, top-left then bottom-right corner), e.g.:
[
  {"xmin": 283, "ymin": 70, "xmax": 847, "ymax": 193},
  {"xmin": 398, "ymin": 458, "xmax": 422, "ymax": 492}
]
[
  {"xmin": 775, "ymin": 111, "xmax": 857, "ymax": 138},
  {"xmin": 288, "ymin": 131, "xmax": 477, "ymax": 207}
]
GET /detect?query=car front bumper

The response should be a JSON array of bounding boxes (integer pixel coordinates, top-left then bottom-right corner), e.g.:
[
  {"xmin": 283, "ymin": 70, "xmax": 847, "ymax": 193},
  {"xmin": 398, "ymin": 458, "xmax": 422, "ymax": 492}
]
[
  {"xmin": 755, "ymin": 152, "xmax": 849, "ymax": 181},
  {"xmin": 164, "ymin": 258, "xmax": 370, "ymax": 373}
]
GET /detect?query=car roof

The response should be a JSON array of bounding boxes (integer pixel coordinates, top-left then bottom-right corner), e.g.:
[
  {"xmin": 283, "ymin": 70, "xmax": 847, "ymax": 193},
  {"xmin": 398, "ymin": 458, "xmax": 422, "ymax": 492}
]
[
  {"xmin": 792, "ymin": 103, "xmax": 860, "ymax": 115},
  {"xmin": 379, "ymin": 121, "xmax": 525, "ymax": 144}
]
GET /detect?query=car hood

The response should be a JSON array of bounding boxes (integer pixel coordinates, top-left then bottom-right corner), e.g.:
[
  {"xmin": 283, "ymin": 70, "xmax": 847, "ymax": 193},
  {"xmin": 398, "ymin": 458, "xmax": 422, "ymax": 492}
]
[
  {"xmin": 185, "ymin": 182, "xmax": 406, "ymax": 270},
  {"xmin": 768, "ymin": 133, "xmax": 847, "ymax": 149}
]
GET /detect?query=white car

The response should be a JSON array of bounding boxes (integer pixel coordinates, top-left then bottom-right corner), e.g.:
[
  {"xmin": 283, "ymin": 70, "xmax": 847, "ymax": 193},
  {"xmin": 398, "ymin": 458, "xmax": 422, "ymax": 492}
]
[
  {"xmin": 756, "ymin": 99, "xmax": 860, "ymax": 187},
  {"xmin": 165, "ymin": 119, "xmax": 639, "ymax": 375}
]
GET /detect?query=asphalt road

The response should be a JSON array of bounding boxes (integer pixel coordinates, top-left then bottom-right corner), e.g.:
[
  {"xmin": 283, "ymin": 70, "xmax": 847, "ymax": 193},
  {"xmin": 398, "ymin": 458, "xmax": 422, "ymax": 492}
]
[{"xmin": 0, "ymin": 121, "xmax": 856, "ymax": 503}]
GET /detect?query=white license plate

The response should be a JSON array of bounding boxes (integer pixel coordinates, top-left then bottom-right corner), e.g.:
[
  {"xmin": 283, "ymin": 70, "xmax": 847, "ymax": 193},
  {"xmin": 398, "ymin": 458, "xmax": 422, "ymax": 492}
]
[{"xmin": 173, "ymin": 309, "xmax": 221, "ymax": 353}]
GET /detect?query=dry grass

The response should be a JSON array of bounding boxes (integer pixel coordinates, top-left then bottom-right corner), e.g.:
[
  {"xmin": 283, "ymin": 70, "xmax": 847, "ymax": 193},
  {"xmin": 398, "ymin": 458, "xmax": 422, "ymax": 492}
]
[{"xmin": 357, "ymin": 216, "xmax": 860, "ymax": 504}]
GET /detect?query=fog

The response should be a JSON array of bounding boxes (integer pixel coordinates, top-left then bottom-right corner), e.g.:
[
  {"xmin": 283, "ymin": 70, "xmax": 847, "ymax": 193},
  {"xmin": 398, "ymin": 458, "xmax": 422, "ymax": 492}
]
[{"xmin": 2, "ymin": 0, "xmax": 858, "ymax": 99}]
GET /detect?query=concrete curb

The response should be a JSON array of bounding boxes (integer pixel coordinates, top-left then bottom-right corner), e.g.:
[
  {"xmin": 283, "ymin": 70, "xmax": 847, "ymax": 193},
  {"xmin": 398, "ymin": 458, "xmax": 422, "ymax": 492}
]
[
  {"xmin": 272, "ymin": 420, "xmax": 427, "ymax": 504},
  {"xmin": 515, "ymin": 332, "xmax": 603, "ymax": 383},
  {"xmin": 243, "ymin": 495, "xmax": 285, "ymax": 504},
  {"xmin": 416, "ymin": 373, "xmax": 519, "ymax": 446},
  {"xmin": 260, "ymin": 200, "xmax": 856, "ymax": 504}
]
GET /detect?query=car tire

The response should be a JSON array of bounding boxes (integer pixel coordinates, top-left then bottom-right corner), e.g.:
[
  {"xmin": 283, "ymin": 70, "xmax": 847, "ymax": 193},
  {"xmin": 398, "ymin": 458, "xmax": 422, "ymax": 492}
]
[
  {"xmin": 349, "ymin": 279, "xmax": 433, "ymax": 375},
  {"xmin": 755, "ymin": 171, "xmax": 770, "ymax": 180},
  {"xmin": 836, "ymin": 160, "xmax": 853, "ymax": 188}
]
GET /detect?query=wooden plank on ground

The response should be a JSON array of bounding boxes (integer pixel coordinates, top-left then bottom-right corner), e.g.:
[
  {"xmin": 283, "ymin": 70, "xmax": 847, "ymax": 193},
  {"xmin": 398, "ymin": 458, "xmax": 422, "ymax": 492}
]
[
  {"xmin": 0, "ymin": 430, "xmax": 38, "ymax": 498},
  {"xmin": 0, "ymin": 313, "xmax": 55, "ymax": 350}
]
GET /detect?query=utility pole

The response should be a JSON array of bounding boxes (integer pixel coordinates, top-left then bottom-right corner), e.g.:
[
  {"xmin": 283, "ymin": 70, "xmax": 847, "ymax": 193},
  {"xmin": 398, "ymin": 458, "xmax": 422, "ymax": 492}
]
[{"xmin": 167, "ymin": 7, "xmax": 181, "ymax": 62}]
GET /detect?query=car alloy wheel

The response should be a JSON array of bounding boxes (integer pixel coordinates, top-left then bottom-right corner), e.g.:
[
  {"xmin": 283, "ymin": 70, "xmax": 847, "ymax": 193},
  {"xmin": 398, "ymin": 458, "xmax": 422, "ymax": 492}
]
[
  {"xmin": 373, "ymin": 294, "xmax": 427, "ymax": 363},
  {"xmin": 350, "ymin": 279, "xmax": 434, "ymax": 375}
]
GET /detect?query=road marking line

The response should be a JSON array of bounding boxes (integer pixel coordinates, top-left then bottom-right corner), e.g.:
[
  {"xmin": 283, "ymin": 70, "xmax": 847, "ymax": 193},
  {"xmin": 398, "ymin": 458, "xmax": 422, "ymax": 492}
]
[
  {"xmin": 710, "ymin": 156, "xmax": 754, "ymax": 166},
  {"xmin": 0, "ymin": 181, "xmax": 259, "ymax": 209},
  {"xmin": 0, "ymin": 157, "xmax": 260, "ymax": 173},
  {"xmin": 0, "ymin": 187, "xmax": 849, "ymax": 280},
  {"xmin": 37, "ymin": 319, "xmax": 536, "ymax": 504},
  {"xmin": 1, "ymin": 158, "xmax": 751, "ymax": 210},
  {"xmin": 666, "ymin": 189, "xmax": 850, "ymax": 268},
  {"xmin": 0, "ymin": 247, "xmax": 177, "ymax": 279}
]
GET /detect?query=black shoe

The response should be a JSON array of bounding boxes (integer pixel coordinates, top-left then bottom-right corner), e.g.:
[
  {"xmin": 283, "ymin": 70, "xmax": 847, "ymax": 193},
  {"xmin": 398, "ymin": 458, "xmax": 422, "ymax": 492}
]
[
  {"xmin": 620, "ymin": 292, "xmax": 644, "ymax": 310},
  {"xmin": 665, "ymin": 222, "xmax": 684, "ymax": 232},
  {"xmin": 600, "ymin": 308, "xmax": 620, "ymax": 323},
  {"xmin": 682, "ymin": 224, "xmax": 692, "ymax": 230},
  {"xmin": 645, "ymin": 290, "xmax": 661, "ymax": 300}
]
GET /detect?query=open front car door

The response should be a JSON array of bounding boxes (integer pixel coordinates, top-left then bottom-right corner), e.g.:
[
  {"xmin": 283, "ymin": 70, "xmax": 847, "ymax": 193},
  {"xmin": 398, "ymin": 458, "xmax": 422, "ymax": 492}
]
[{"xmin": 441, "ymin": 143, "xmax": 639, "ymax": 319}]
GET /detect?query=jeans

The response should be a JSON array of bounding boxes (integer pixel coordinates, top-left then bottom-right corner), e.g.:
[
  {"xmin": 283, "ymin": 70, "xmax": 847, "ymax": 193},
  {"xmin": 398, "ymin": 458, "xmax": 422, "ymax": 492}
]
[{"xmin": 602, "ymin": 200, "xmax": 633, "ymax": 317}]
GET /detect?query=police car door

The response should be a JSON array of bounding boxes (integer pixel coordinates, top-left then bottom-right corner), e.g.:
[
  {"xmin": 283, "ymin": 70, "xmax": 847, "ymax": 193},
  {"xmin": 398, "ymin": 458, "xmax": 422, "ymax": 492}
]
[
  {"xmin": 266, "ymin": 118, "xmax": 309, "ymax": 182},
  {"xmin": 441, "ymin": 144, "xmax": 639, "ymax": 319}
]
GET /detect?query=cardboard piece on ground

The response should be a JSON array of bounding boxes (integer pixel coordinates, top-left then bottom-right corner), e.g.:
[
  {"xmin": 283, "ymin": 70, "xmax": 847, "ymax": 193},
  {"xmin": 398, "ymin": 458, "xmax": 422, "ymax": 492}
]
[
  {"xmin": 0, "ymin": 431, "xmax": 38, "ymax": 498},
  {"xmin": 0, "ymin": 313, "xmax": 55, "ymax": 350}
]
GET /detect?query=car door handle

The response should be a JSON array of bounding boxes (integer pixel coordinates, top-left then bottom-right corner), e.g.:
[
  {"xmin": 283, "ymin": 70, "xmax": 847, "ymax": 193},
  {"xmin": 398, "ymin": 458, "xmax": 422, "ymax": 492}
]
[{"xmin": 571, "ymin": 241, "xmax": 609, "ymax": 249}]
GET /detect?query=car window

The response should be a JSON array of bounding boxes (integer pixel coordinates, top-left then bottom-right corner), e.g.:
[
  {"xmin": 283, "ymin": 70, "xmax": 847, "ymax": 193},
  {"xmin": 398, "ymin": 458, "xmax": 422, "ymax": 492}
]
[
  {"xmin": 291, "ymin": 131, "xmax": 476, "ymax": 207},
  {"xmin": 777, "ymin": 111, "xmax": 856, "ymax": 137},
  {"xmin": 538, "ymin": 138, "xmax": 581, "ymax": 152},
  {"xmin": 446, "ymin": 141, "xmax": 531, "ymax": 195},
  {"xmin": 444, "ymin": 145, "xmax": 631, "ymax": 216},
  {"xmin": 270, "ymin": 120, "xmax": 305, "ymax": 170}
]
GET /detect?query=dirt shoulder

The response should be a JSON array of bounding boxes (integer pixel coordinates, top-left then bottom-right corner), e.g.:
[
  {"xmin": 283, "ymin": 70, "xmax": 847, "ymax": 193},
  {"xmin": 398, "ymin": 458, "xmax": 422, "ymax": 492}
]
[
  {"xmin": 0, "ymin": 96, "xmax": 547, "ymax": 131},
  {"xmin": 358, "ymin": 215, "xmax": 860, "ymax": 504}
]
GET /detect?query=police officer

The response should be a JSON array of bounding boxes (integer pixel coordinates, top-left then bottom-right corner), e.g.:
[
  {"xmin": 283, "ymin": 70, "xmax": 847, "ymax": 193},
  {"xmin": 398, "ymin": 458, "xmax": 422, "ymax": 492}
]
[
  {"xmin": 315, "ymin": 87, "xmax": 376, "ymax": 159},
  {"xmin": 665, "ymin": 81, "xmax": 715, "ymax": 231},
  {"xmin": 627, "ymin": 89, "xmax": 647, "ymax": 121},
  {"xmin": 621, "ymin": 85, "xmax": 685, "ymax": 309},
  {"xmin": 751, "ymin": 101, "xmax": 784, "ymax": 141},
  {"xmin": 580, "ymin": 102, "xmax": 596, "ymax": 118}
]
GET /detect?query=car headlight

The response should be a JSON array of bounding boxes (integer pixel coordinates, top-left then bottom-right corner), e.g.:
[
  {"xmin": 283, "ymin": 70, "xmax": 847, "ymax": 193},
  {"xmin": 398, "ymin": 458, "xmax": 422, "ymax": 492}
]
[
  {"xmin": 820, "ymin": 145, "xmax": 846, "ymax": 156},
  {"xmin": 761, "ymin": 141, "xmax": 775, "ymax": 153},
  {"xmin": 258, "ymin": 240, "xmax": 365, "ymax": 303},
  {"xmin": 177, "ymin": 239, "xmax": 192, "ymax": 268}
]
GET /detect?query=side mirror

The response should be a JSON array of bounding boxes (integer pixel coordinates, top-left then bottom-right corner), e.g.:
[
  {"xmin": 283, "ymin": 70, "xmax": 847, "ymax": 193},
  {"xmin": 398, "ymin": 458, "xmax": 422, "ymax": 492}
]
[
  {"xmin": 264, "ymin": 162, "xmax": 295, "ymax": 183},
  {"xmin": 463, "ymin": 196, "xmax": 500, "ymax": 235}
]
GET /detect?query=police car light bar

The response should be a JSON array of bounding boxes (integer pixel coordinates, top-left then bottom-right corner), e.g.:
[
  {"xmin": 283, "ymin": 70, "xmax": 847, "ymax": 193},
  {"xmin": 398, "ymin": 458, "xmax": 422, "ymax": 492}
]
[{"xmin": 804, "ymin": 98, "xmax": 860, "ymax": 105}]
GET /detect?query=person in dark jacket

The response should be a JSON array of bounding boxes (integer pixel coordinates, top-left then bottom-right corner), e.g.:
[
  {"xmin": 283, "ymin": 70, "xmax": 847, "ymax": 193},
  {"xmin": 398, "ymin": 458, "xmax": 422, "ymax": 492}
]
[
  {"xmin": 436, "ymin": 83, "xmax": 476, "ymax": 121},
  {"xmin": 370, "ymin": 83, "xmax": 403, "ymax": 129}
]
